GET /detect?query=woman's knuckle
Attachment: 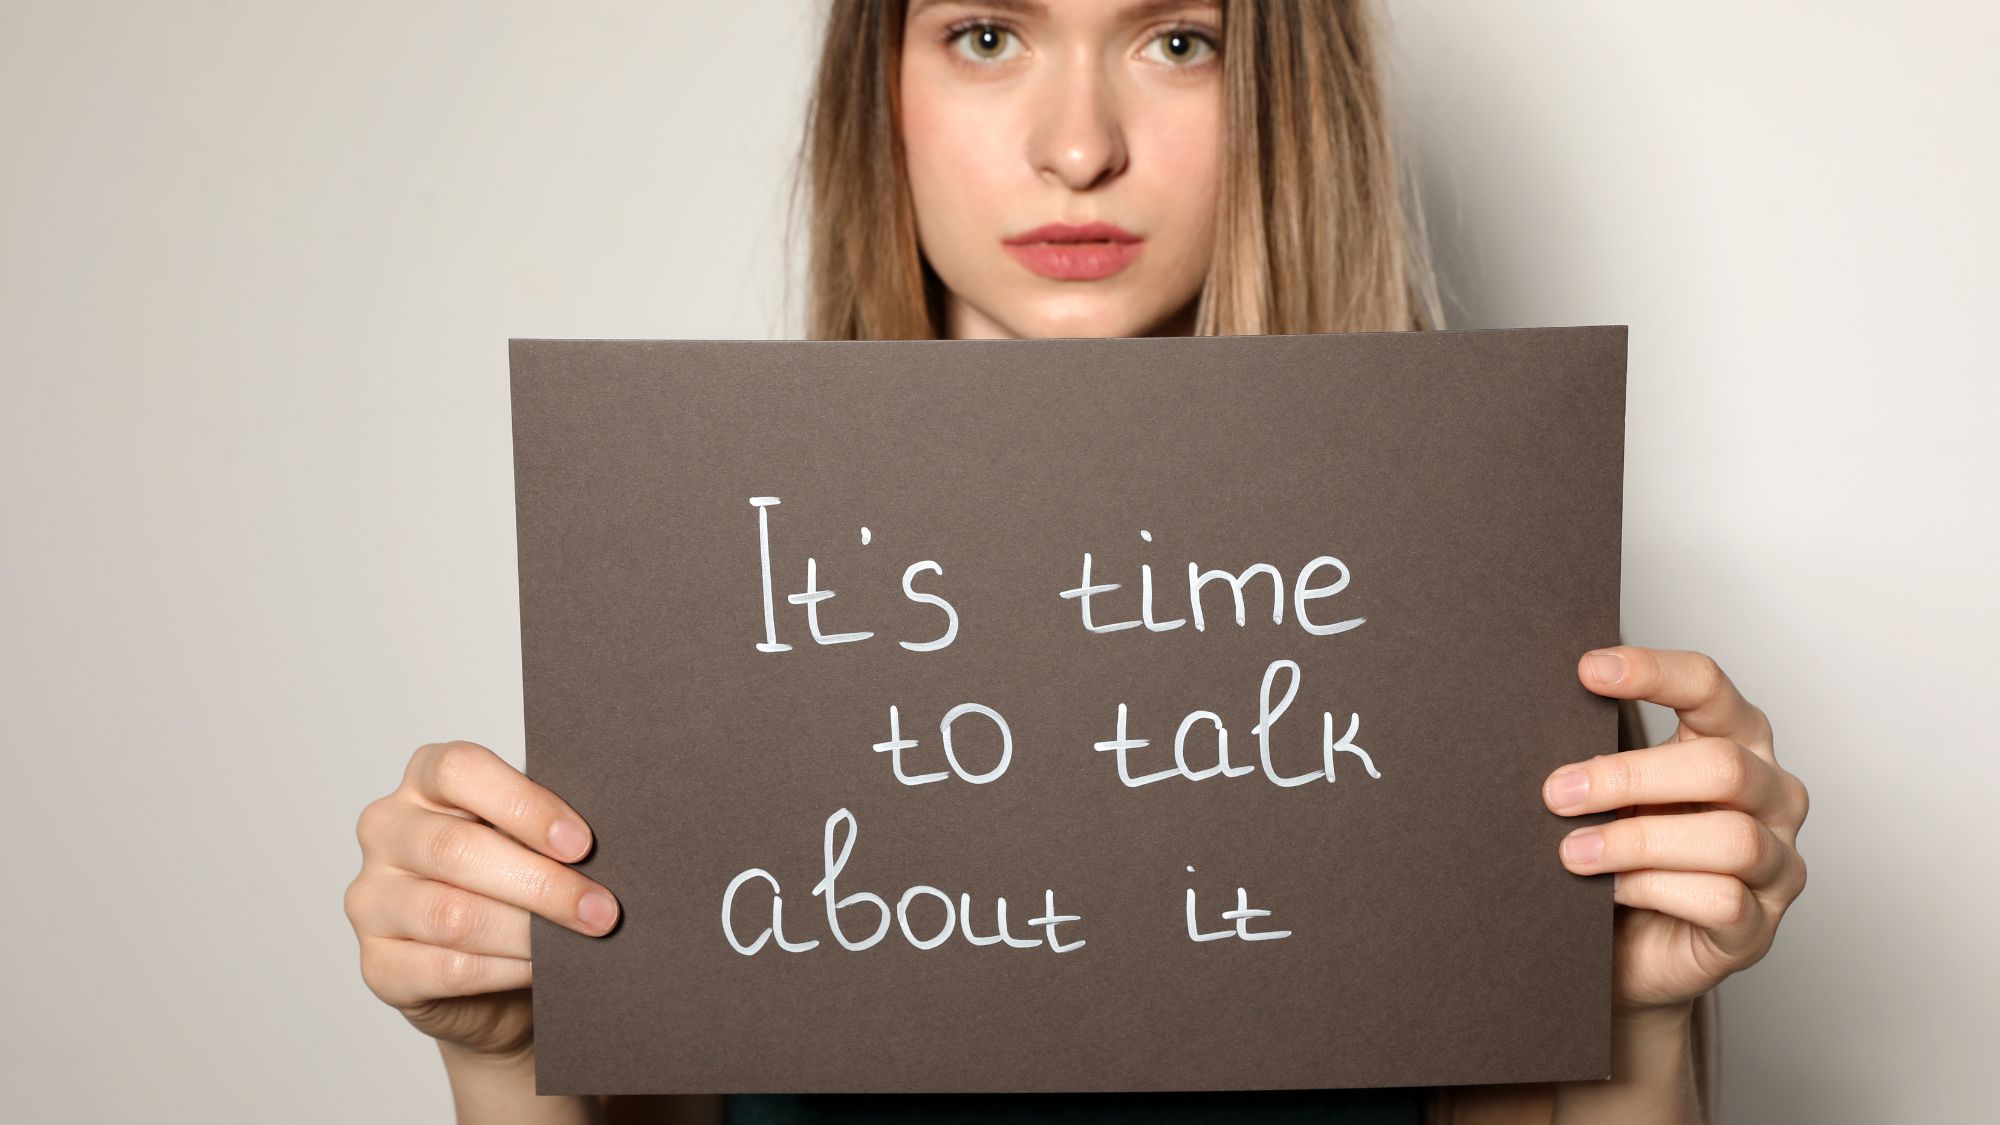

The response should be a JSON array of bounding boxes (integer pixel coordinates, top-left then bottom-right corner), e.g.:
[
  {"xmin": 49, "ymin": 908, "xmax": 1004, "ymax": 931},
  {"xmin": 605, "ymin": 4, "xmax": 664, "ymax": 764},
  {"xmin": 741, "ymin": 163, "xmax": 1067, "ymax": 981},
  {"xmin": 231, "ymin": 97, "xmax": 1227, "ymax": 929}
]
[
  {"xmin": 503, "ymin": 790, "xmax": 535, "ymax": 827},
  {"xmin": 425, "ymin": 887, "xmax": 478, "ymax": 947},
  {"xmin": 342, "ymin": 882, "xmax": 364, "ymax": 931},
  {"xmin": 1689, "ymin": 651, "xmax": 1726, "ymax": 695},
  {"xmin": 1597, "ymin": 753, "xmax": 1635, "ymax": 802},
  {"xmin": 434, "ymin": 948, "xmax": 479, "ymax": 992},
  {"xmin": 1716, "ymin": 881, "xmax": 1757, "ymax": 929},
  {"xmin": 1723, "ymin": 812, "xmax": 1766, "ymax": 870},
  {"xmin": 403, "ymin": 742, "xmax": 443, "ymax": 788},
  {"xmin": 355, "ymin": 797, "xmax": 393, "ymax": 851},
  {"xmin": 431, "ymin": 741, "xmax": 483, "ymax": 792},
  {"xmin": 425, "ymin": 818, "xmax": 478, "ymax": 873},
  {"xmin": 1751, "ymin": 703, "xmax": 1776, "ymax": 743},
  {"xmin": 1622, "ymin": 819, "xmax": 1658, "ymax": 864},
  {"xmin": 358, "ymin": 941, "xmax": 395, "ymax": 1003},
  {"xmin": 1705, "ymin": 739, "xmax": 1750, "ymax": 794},
  {"xmin": 343, "ymin": 874, "xmax": 373, "ymax": 928},
  {"xmin": 518, "ymin": 864, "xmax": 560, "ymax": 908}
]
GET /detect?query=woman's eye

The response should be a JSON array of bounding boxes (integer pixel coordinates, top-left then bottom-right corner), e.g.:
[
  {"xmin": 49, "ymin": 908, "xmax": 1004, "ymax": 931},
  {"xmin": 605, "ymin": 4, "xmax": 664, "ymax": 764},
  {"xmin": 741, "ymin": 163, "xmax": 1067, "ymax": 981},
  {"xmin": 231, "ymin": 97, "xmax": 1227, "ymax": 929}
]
[
  {"xmin": 1141, "ymin": 28, "xmax": 1217, "ymax": 67},
  {"xmin": 950, "ymin": 23, "xmax": 1022, "ymax": 64}
]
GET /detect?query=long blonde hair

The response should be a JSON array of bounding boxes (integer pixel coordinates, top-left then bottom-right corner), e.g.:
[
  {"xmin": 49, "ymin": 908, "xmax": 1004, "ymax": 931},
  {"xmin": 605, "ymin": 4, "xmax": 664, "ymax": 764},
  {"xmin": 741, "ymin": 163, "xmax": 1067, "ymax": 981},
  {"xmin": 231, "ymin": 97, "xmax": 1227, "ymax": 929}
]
[{"xmin": 786, "ymin": 1, "xmax": 1714, "ymax": 1119}]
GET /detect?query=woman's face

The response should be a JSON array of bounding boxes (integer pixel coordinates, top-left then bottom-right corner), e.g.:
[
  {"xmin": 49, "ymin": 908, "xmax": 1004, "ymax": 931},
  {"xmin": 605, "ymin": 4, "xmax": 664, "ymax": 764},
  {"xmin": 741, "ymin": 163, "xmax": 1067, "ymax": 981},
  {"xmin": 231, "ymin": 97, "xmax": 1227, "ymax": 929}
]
[{"xmin": 899, "ymin": 0, "xmax": 1224, "ymax": 339}]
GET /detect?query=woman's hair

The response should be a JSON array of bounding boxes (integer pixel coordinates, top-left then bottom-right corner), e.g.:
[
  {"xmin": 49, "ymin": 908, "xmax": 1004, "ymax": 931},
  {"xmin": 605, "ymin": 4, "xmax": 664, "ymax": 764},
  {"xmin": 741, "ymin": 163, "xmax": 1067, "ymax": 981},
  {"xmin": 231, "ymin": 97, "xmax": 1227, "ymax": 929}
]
[
  {"xmin": 787, "ymin": 2, "xmax": 1715, "ymax": 1120},
  {"xmin": 787, "ymin": 0, "xmax": 1442, "ymax": 339}
]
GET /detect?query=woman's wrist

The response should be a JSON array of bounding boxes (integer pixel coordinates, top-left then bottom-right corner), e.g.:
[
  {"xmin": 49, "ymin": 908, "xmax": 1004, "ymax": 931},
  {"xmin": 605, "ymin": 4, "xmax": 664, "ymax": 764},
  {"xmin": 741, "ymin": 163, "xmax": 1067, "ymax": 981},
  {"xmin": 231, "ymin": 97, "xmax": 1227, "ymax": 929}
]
[
  {"xmin": 1550, "ymin": 999, "xmax": 1700, "ymax": 1124},
  {"xmin": 437, "ymin": 1040, "xmax": 606, "ymax": 1125}
]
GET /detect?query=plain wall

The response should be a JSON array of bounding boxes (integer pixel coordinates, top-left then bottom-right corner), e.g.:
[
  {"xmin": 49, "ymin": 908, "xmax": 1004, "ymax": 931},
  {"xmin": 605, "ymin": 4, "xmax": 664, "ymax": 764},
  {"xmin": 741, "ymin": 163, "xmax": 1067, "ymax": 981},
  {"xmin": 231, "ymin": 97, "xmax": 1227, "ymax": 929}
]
[{"xmin": 1, "ymin": 3, "xmax": 1991, "ymax": 1121}]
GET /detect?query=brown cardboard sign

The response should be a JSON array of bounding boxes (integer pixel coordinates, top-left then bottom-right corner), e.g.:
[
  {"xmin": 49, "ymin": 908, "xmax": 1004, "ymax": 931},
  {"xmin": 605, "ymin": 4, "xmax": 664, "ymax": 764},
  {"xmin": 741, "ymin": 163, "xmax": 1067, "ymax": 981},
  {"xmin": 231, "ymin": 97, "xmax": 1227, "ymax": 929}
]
[{"xmin": 509, "ymin": 327, "xmax": 1626, "ymax": 1095}]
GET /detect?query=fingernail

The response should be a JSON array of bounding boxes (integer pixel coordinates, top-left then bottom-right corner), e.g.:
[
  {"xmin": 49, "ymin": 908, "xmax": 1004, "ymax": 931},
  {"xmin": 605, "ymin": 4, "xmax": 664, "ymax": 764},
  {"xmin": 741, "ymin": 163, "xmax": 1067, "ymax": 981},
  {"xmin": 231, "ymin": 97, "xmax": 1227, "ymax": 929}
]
[
  {"xmin": 1586, "ymin": 651, "xmax": 1626, "ymax": 684},
  {"xmin": 1548, "ymin": 769, "xmax": 1591, "ymax": 811},
  {"xmin": 548, "ymin": 818, "xmax": 590, "ymax": 861},
  {"xmin": 1563, "ymin": 829, "xmax": 1605, "ymax": 866},
  {"xmin": 578, "ymin": 889, "xmax": 619, "ymax": 933}
]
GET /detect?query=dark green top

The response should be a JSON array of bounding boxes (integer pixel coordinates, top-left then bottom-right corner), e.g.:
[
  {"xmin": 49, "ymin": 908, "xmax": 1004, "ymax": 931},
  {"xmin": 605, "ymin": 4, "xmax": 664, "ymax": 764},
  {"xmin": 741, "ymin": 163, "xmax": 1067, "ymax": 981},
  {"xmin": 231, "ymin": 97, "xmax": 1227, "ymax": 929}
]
[{"xmin": 725, "ymin": 1088, "xmax": 1428, "ymax": 1123}]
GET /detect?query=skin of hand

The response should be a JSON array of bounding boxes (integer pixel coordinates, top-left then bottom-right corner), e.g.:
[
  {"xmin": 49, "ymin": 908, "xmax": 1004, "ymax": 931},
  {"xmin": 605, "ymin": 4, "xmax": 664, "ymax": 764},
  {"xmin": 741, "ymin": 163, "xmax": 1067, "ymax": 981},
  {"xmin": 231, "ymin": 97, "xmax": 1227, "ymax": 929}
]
[
  {"xmin": 343, "ymin": 741, "xmax": 622, "ymax": 1061},
  {"xmin": 1458, "ymin": 645, "xmax": 1810, "ymax": 1124},
  {"xmin": 1545, "ymin": 645, "xmax": 1810, "ymax": 1014}
]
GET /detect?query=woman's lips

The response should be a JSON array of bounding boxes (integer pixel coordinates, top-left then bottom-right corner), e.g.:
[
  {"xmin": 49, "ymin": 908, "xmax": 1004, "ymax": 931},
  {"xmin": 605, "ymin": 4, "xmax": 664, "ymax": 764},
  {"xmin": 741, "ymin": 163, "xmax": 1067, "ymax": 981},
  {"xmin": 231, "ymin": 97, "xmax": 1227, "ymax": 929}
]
[{"xmin": 1002, "ymin": 221, "xmax": 1143, "ymax": 281}]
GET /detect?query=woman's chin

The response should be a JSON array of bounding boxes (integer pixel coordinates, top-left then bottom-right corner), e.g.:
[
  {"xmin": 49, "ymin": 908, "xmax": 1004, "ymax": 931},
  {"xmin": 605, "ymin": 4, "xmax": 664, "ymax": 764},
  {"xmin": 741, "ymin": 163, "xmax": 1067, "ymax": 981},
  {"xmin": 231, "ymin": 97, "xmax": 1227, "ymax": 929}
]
[{"xmin": 1003, "ymin": 297, "xmax": 1180, "ymax": 340}]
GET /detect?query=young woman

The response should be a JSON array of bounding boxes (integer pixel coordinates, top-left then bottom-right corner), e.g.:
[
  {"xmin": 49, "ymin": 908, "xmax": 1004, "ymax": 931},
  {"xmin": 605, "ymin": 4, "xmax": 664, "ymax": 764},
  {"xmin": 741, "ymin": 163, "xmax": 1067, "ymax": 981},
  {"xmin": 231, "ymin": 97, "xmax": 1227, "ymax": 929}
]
[{"xmin": 344, "ymin": 2, "xmax": 1810, "ymax": 1122}]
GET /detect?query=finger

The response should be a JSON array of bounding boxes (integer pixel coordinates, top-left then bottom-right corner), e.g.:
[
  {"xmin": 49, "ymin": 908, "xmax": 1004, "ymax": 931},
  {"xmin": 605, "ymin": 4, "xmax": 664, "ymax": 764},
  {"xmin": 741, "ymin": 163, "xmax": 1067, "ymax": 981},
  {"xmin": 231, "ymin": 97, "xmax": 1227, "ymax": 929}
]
[
  {"xmin": 378, "ymin": 801, "xmax": 621, "ymax": 937},
  {"xmin": 358, "ymin": 934, "xmax": 532, "ymax": 1010},
  {"xmin": 1577, "ymin": 646, "xmax": 1773, "ymax": 753},
  {"xmin": 1559, "ymin": 809, "xmax": 1801, "ymax": 894},
  {"xmin": 348, "ymin": 870, "xmax": 532, "ymax": 959},
  {"xmin": 401, "ymin": 741, "xmax": 595, "ymax": 863},
  {"xmin": 1544, "ymin": 736, "xmax": 1808, "ymax": 834},
  {"xmin": 1613, "ymin": 870, "xmax": 1770, "ymax": 957}
]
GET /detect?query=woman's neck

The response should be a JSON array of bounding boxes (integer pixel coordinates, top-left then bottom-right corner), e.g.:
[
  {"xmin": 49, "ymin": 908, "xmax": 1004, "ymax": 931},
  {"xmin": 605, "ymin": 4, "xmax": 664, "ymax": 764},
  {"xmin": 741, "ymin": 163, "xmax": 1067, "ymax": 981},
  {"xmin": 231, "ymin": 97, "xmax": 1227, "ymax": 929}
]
[{"xmin": 943, "ymin": 293, "xmax": 1200, "ymax": 340}]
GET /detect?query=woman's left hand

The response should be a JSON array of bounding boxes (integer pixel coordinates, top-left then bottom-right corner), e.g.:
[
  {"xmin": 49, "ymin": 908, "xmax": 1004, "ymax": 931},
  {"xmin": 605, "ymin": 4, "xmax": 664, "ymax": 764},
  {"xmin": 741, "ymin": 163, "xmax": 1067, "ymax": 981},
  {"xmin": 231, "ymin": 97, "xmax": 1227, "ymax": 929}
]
[{"xmin": 1543, "ymin": 645, "xmax": 1810, "ymax": 1014}]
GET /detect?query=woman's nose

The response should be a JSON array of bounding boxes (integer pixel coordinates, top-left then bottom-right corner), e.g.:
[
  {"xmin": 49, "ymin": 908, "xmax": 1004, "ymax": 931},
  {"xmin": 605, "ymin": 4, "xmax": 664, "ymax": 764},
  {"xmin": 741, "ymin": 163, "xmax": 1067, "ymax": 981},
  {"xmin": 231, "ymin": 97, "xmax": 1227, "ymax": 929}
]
[{"xmin": 1025, "ymin": 53, "xmax": 1129, "ymax": 192}]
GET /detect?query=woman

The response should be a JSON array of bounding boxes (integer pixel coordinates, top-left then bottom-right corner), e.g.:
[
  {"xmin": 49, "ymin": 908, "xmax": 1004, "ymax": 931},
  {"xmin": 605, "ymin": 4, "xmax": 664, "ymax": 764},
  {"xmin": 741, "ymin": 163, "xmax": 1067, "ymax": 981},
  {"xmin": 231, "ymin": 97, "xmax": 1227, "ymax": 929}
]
[{"xmin": 344, "ymin": 2, "xmax": 1810, "ymax": 1121}]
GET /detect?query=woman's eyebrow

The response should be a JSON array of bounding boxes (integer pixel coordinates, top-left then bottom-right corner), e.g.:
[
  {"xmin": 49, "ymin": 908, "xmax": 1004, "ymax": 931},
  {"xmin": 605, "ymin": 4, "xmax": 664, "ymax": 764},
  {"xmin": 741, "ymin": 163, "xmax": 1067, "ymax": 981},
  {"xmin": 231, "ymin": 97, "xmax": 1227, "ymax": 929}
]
[
  {"xmin": 909, "ymin": 0, "xmax": 1221, "ymax": 22},
  {"xmin": 1118, "ymin": 0, "xmax": 1223, "ymax": 24},
  {"xmin": 909, "ymin": 0, "xmax": 1049, "ymax": 18}
]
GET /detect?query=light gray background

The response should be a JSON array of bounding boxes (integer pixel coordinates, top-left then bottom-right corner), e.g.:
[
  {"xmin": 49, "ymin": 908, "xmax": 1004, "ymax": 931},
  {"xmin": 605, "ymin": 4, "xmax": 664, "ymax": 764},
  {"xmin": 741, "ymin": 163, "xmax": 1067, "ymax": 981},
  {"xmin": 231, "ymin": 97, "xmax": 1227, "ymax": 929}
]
[{"xmin": 1, "ymin": 2, "xmax": 1991, "ymax": 1121}]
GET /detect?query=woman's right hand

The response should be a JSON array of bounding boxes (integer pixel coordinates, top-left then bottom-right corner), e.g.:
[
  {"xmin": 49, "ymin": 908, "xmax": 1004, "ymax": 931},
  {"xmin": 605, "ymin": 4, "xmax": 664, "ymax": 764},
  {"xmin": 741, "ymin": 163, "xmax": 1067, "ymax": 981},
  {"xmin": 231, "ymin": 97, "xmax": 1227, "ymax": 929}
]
[{"xmin": 343, "ymin": 740, "xmax": 621, "ymax": 1061}]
